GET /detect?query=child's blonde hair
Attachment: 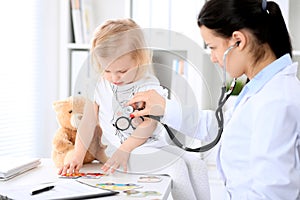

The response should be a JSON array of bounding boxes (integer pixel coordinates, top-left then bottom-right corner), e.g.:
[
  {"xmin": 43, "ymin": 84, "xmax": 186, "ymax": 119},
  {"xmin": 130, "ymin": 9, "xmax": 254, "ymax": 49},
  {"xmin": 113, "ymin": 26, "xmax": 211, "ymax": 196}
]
[{"xmin": 91, "ymin": 18, "xmax": 153, "ymax": 75}]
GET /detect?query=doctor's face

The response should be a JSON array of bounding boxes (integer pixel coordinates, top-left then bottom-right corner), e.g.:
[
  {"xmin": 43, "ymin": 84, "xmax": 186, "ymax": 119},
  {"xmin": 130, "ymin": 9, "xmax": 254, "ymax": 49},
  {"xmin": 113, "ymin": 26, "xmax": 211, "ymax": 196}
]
[
  {"xmin": 200, "ymin": 26, "xmax": 228, "ymax": 66},
  {"xmin": 200, "ymin": 26, "xmax": 242, "ymax": 78}
]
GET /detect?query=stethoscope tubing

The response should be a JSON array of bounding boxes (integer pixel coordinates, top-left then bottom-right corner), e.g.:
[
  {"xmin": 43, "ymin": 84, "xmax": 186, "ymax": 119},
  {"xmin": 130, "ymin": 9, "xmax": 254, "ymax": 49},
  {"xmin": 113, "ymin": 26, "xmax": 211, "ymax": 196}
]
[{"xmin": 159, "ymin": 43, "xmax": 238, "ymax": 152}]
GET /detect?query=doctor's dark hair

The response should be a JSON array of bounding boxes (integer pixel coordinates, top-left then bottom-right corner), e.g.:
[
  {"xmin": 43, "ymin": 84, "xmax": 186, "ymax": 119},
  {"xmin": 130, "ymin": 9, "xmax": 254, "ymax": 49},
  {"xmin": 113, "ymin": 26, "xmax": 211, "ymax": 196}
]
[{"xmin": 197, "ymin": 0, "xmax": 292, "ymax": 60}]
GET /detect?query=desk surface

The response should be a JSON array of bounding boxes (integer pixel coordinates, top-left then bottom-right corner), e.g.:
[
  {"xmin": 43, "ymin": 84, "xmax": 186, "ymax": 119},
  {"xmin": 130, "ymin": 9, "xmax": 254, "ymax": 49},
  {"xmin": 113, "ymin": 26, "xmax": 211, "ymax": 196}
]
[{"xmin": 0, "ymin": 159, "xmax": 172, "ymax": 200}]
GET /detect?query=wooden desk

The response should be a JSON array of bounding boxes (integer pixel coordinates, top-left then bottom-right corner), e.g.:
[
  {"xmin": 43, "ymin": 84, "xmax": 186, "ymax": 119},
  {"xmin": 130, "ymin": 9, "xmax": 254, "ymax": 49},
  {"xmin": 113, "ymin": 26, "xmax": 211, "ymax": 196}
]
[{"xmin": 0, "ymin": 159, "xmax": 172, "ymax": 200}]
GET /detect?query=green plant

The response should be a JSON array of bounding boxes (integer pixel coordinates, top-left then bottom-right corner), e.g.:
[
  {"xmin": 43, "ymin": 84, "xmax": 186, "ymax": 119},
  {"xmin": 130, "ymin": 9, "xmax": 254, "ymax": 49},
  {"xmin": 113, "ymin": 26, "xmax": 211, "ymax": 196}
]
[{"xmin": 227, "ymin": 80, "xmax": 245, "ymax": 95}]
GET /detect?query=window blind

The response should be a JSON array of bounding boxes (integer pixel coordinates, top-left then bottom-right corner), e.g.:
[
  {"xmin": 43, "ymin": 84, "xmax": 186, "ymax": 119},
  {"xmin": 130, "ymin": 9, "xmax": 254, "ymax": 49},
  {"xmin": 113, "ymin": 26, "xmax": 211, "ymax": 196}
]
[{"xmin": 0, "ymin": 0, "xmax": 41, "ymax": 157}]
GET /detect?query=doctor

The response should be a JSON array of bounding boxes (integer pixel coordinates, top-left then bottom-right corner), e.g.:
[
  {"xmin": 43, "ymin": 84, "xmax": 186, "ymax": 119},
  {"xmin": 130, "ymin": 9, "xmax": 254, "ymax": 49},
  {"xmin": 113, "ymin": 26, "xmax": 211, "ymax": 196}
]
[{"xmin": 128, "ymin": 0, "xmax": 300, "ymax": 199}]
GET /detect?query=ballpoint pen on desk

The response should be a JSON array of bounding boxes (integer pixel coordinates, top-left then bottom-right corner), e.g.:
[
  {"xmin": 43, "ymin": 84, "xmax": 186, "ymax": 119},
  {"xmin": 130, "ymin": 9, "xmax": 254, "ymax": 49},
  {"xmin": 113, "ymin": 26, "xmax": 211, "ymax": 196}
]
[{"xmin": 31, "ymin": 185, "xmax": 55, "ymax": 195}]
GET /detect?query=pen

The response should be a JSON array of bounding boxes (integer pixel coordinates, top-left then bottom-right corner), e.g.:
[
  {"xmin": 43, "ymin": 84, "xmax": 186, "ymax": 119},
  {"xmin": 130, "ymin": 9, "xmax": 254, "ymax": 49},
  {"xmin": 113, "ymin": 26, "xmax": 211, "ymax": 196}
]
[{"xmin": 31, "ymin": 185, "xmax": 55, "ymax": 195}]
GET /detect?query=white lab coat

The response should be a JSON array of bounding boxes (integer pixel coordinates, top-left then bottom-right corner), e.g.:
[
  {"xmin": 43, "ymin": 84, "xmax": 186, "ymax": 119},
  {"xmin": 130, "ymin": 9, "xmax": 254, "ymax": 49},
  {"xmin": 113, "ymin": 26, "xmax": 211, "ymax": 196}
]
[{"xmin": 164, "ymin": 54, "xmax": 300, "ymax": 199}]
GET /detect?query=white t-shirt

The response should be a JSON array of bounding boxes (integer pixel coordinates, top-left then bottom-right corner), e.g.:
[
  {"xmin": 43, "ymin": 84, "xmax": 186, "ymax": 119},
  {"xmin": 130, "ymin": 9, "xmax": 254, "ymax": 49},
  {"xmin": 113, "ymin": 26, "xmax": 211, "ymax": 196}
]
[{"xmin": 94, "ymin": 72, "xmax": 170, "ymax": 151}]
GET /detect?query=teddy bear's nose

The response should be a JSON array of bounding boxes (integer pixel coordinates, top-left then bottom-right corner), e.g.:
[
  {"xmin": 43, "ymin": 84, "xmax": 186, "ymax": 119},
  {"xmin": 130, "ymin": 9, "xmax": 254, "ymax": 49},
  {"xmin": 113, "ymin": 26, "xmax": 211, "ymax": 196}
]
[{"xmin": 70, "ymin": 113, "xmax": 83, "ymax": 128}]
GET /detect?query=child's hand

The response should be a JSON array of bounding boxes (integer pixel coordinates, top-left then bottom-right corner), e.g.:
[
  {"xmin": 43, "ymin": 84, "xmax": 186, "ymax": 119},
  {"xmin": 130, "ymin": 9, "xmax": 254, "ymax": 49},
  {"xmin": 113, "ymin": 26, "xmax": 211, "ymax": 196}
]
[
  {"xmin": 58, "ymin": 152, "xmax": 83, "ymax": 175},
  {"xmin": 101, "ymin": 148, "xmax": 130, "ymax": 173}
]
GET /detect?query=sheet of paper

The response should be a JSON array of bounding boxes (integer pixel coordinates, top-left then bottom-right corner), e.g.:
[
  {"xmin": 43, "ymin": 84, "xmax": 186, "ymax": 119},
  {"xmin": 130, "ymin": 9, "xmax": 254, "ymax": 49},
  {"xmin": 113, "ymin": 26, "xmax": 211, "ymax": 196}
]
[{"xmin": 0, "ymin": 179, "xmax": 117, "ymax": 200}]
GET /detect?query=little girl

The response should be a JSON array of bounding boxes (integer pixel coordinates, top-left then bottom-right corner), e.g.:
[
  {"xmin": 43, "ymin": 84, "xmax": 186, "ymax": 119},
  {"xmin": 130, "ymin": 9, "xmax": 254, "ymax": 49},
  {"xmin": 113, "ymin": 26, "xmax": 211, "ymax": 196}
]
[
  {"xmin": 59, "ymin": 18, "xmax": 169, "ymax": 174},
  {"xmin": 91, "ymin": 19, "xmax": 170, "ymax": 173},
  {"xmin": 58, "ymin": 18, "xmax": 209, "ymax": 200}
]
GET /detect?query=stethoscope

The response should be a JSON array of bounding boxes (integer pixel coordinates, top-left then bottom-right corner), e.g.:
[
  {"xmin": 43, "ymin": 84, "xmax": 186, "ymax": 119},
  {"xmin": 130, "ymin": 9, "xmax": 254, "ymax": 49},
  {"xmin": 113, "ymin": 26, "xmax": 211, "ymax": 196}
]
[
  {"xmin": 114, "ymin": 41, "xmax": 240, "ymax": 152},
  {"xmin": 113, "ymin": 105, "xmax": 144, "ymax": 131},
  {"xmin": 169, "ymin": 41, "xmax": 241, "ymax": 152}
]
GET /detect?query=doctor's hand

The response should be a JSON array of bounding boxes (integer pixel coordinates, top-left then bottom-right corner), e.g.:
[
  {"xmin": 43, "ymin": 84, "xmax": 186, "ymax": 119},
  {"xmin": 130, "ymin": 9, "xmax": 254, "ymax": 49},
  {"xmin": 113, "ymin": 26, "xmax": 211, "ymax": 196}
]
[
  {"xmin": 101, "ymin": 148, "xmax": 130, "ymax": 173},
  {"xmin": 127, "ymin": 89, "xmax": 166, "ymax": 118}
]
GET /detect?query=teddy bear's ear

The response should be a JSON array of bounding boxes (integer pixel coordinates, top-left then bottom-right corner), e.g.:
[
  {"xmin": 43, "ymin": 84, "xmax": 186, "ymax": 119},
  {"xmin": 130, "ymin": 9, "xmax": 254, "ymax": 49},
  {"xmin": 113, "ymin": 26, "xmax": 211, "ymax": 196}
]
[
  {"xmin": 52, "ymin": 98, "xmax": 70, "ymax": 111},
  {"xmin": 52, "ymin": 101, "xmax": 64, "ymax": 111}
]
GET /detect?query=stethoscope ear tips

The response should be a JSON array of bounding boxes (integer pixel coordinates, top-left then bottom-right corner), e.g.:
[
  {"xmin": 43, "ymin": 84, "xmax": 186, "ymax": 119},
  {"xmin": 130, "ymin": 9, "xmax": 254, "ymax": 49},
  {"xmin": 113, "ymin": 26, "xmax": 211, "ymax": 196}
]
[{"xmin": 236, "ymin": 41, "xmax": 241, "ymax": 47}]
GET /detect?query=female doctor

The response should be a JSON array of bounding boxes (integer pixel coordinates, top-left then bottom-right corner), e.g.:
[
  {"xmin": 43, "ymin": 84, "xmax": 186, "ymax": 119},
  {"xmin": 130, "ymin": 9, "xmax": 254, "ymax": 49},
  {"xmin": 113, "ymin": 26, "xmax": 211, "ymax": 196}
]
[{"xmin": 128, "ymin": 0, "xmax": 300, "ymax": 199}]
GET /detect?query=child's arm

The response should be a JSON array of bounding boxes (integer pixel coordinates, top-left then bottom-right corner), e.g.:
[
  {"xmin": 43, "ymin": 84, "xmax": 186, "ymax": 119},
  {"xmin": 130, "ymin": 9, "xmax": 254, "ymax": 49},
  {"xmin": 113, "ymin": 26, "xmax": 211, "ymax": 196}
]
[
  {"xmin": 58, "ymin": 101, "xmax": 99, "ymax": 175},
  {"xmin": 101, "ymin": 117, "xmax": 157, "ymax": 173}
]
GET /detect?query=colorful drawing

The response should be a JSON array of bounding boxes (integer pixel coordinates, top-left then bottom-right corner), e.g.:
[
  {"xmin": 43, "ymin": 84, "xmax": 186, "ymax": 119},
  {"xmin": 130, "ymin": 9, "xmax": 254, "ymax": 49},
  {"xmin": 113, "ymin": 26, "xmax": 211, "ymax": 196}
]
[
  {"xmin": 137, "ymin": 176, "xmax": 162, "ymax": 183},
  {"xmin": 124, "ymin": 189, "xmax": 161, "ymax": 197},
  {"xmin": 59, "ymin": 172, "xmax": 105, "ymax": 179},
  {"xmin": 96, "ymin": 183, "xmax": 142, "ymax": 191}
]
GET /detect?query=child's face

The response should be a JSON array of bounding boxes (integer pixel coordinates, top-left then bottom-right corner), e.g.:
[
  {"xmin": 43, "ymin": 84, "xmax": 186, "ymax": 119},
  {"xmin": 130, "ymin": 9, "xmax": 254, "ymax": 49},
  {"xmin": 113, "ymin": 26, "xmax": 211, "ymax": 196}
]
[{"xmin": 103, "ymin": 54, "xmax": 139, "ymax": 86}]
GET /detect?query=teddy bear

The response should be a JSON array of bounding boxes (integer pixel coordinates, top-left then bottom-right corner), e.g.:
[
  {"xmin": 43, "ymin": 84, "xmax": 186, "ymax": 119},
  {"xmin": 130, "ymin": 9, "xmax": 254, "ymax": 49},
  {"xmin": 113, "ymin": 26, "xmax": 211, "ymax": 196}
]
[{"xmin": 51, "ymin": 96, "xmax": 108, "ymax": 168}]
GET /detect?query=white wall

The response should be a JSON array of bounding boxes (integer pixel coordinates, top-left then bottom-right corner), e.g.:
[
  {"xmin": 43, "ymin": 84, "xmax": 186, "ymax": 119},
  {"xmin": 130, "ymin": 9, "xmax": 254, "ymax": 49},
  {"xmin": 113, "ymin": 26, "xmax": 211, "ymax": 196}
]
[
  {"xmin": 289, "ymin": 0, "xmax": 300, "ymax": 50},
  {"xmin": 93, "ymin": 0, "xmax": 131, "ymax": 28},
  {"xmin": 0, "ymin": 0, "xmax": 60, "ymax": 157},
  {"xmin": 37, "ymin": 0, "xmax": 61, "ymax": 157}
]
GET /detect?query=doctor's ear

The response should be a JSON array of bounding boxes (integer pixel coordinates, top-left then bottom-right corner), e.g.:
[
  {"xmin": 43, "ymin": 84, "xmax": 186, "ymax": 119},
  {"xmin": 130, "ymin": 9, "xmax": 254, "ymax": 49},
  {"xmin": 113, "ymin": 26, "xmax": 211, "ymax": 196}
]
[{"xmin": 232, "ymin": 31, "xmax": 246, "ymax": 48}]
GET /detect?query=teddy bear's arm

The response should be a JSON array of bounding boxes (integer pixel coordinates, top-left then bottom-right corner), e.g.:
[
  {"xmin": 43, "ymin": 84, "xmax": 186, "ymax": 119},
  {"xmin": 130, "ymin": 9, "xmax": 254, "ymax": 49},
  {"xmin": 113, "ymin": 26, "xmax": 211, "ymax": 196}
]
[{"xmin": 52, "ymin": 129, "xmax": 75, "ymax": 153}]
